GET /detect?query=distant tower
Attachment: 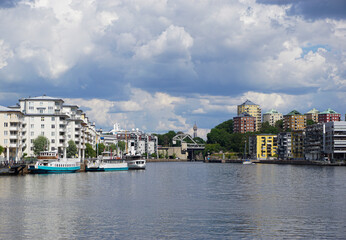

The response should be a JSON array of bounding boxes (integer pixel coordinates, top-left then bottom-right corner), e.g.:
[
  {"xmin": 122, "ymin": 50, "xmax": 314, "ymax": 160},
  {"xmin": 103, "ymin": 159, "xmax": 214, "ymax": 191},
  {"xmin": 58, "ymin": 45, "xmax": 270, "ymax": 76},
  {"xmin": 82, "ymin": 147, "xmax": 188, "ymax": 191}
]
[{"xmin": 193, "ymin": 122, "xmax": 198, "ymax": 138}]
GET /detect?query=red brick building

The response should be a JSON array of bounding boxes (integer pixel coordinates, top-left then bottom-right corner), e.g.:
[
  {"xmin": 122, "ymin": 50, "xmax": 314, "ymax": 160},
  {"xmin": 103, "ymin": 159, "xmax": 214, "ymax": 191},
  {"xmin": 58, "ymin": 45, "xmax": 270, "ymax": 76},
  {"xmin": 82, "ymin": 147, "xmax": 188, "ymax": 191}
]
[
  {"xmin": 318, "ymin": 108, "xmax": 341, "ymax": 123},
  {"xmin": 233, "ymin": 112, "xmax": 255, "ymax": 133}
]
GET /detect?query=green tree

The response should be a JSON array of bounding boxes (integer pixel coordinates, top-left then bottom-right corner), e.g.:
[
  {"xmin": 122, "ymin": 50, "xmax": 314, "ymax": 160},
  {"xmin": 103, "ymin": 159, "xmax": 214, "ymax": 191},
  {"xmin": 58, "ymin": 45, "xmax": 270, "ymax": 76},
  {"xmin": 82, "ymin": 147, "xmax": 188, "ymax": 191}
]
[
  {"xmin": 307, "ymin": 119, "xmax": 315, "ymax": 126},
  {"xmin": 117, "ymin": 141, "xmax": 126, "ymax": 153},
  {"xmin": 275, "ymin": 119, "xmax": 284, "ymax": 132},
  {"xmin": 151, "ymin": 153, "xmax": 157, "ymax": 158},
  {"xmin": 109, "ymin": 143, "xmax": 117, "ymax": 151},
  {"xmin": 33, "ymin": 135, "xmax": 49, "ymax": 156},
  {"xmin": 260, "ymin": 122, "xmax": 279, "ymax": 134},
  {"xmin": 85, "ymin": 143, "xmax": 96, "ymax": 158},
  {"xmin": 97, "ymin": 143, "xmax": 106, "ymax": 155},
  {"xmin": 215, "ymin": 119, "xmax": 234, "ymax": 134},
  {"xmin": 0, "ymin": 145, "xmax": 4, "ymax": 155},
  {"xmin": 67, "ymin": 140, "xmax": 77, "ymax": 158},
  {"xmin": 204, "ymin": 143, "xmax": 222, "ymax": 155},
  {"xmin": 193, "ymin": 137, "xmax": 205, "ymax": 144}
]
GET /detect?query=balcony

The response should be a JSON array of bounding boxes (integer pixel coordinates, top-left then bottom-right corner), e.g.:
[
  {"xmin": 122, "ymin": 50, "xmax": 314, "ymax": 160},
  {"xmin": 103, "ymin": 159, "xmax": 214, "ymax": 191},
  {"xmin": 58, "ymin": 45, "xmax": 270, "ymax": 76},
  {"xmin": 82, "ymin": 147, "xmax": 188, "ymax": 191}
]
[
  {"xmin": 9, "ymin": 126, "xmax": 19, "ymax": 131},
  {"xmin": 9, "ymin": 135, "xmax": 18, "ymax": 139}
]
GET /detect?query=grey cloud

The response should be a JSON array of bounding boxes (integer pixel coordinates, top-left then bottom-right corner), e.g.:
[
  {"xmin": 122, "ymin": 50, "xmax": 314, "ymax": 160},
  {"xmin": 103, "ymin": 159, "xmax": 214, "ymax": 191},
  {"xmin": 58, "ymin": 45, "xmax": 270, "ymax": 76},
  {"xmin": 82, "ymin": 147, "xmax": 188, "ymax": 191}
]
[{"xmin": 257, "ymin": 0, "xmax": 346, "ymax": 20}]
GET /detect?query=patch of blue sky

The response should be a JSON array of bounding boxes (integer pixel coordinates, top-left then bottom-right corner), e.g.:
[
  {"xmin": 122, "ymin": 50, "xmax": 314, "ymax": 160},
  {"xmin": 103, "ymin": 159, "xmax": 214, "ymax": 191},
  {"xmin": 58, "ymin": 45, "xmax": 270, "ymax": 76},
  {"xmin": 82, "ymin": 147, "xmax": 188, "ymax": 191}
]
[{"xmin": 301, "ymin": 44, "xmax": 331, "ymax": 57}]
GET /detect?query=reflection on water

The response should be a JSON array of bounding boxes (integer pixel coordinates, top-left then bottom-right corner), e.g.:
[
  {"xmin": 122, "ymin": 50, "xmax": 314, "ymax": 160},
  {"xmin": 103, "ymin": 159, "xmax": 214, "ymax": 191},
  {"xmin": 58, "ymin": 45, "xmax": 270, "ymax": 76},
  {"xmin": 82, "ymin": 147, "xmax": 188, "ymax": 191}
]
[{"xmin": 1, "ymin": 163, "xmax": 346, "ymax": 239}]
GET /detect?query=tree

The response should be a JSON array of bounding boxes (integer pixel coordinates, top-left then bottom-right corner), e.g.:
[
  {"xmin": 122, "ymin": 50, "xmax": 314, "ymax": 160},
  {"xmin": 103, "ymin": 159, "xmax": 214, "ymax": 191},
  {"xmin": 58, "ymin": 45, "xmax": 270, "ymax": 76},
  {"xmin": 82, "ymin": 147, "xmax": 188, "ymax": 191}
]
[
  {"xmin": 117, "ymin": 141, "xmax": 126, "ymax": 153},
  {"xmin": 33, "ymin": 136, "xmax": 49, "ymax": 156},
  {"xmin": 307, "ymin": 119, "xmax": 315, "ymax": 126},
  {"xmin": 97, "ymin": 143, "xmax": 105, "ymax": 155},
  {"xmin": 85, "ymin": 143, "xmax": 96, "ymax": 158},
  {"xmin": 215, "ymin": 119, "xmax": 234, "ymax": 134},
  {"xmin": 193, "ymin": 137, "xmax": 206, "ymax": 144},
  {"xmin": 67, "ymin": 140, "xmax": 77, "ymax": 158},
  {"xmin": 0, "ymin": 145, "xmax": 4, "ymax": 155},
  {"xmin": 109, "ymin": 143, "xmax": 117, "ymax": 152}
]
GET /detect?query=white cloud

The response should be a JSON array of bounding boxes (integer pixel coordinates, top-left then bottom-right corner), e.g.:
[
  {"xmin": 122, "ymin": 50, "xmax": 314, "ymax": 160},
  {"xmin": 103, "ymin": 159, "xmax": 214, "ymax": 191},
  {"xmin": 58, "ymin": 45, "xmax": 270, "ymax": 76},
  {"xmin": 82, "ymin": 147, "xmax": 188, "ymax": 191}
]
[{"xmin": 0, "ymin": 40, "xmax": 13, "ymax": 69}]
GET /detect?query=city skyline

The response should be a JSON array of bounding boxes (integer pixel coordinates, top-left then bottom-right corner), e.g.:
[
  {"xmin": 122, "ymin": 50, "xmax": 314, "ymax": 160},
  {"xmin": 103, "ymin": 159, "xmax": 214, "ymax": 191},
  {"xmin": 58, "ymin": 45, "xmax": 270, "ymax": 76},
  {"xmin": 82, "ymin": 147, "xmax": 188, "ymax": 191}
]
[{"xmin": 0, "ymin": 0, "xmax": 345, "ymax": 139}]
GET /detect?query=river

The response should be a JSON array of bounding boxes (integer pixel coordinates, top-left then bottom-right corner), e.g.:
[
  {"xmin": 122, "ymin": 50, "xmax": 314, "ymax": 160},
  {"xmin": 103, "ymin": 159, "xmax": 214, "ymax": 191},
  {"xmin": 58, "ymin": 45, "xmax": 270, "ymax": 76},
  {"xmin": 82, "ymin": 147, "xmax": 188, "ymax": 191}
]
[{"xmin": 1, "ymin": 162, "xmax": 346, "ymax": 239}]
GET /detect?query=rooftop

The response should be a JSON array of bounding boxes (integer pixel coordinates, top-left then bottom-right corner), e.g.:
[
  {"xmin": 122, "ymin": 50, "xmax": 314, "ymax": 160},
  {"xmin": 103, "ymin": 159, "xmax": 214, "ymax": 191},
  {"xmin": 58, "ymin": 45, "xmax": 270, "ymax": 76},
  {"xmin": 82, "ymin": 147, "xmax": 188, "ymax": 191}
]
[
  {"xmin": 285, "ymin": 110, "xmax": 302, "ymax": 116},
  {"xmin": 20, "ymin": 95, "xmax": 63, "ymax": 101},
  {"xmin": 0, "ymin": 105, "xmax": 21, "ymax": 112},
  {"xmin": 264, "ymin": 109, "xmax": 281, "ymax": 114},
  {"xmin": 239, "ymin": 99, "xmax": 258, "ymax": 106},
  {"xmin": 306, "ymin": 108, "xmax": 320, "ymax": 114},
  {"xmin": 319, "ymin": 108, "xmax": 340, "ymax": 114}
]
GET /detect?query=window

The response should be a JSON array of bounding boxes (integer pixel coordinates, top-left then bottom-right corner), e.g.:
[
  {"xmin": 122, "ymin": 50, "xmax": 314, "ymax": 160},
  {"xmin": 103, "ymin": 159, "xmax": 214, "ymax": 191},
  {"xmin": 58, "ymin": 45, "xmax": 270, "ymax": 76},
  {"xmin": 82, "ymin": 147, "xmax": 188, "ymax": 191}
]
[
  {"xmin": 51, "ymin": 139, "xmax": 55, "ymax": 143},
  {"xmin": 41, "ymin": 124, "xmax": 44, "ymax": 129},
  {"xmin": 41, "ymin": 132, "xmax": 44, "ymax": 136},
  {"xmin": 40, "ymin": 102, "xmax": 43, "ymax": 105},
  {"xmin": 39, "ymin": 109, "xmax": 44, "ymax": 114},
  {"xmin": 4, "ymin": 139, "xmax": 8, "ymax": 144},
  {"xmin": 41, "ymin": 117, "xmax": 44, "ymax": 121},
  {"xmin": 31, "ymin": 139, "xmax": 34, "ymax": 143},
  {"xmin": 31, "ymin": 132, "xmax": 34, "ymax": 136},
  {"xmin": 52, "ymin": 117, "xmax": 55, "ymax": 121},
  {"xmin": 31, "ymin": 124, "xmax": 34, "ymax": 128},
  {"xmin": 4, "ymin": 122, "xmax": 8, "ymax": 127},
  {"xmin": 51, "ymin": 132, "xmax": 55, "ymax": 136},
  {"xmin": 4, "ymin": 131, "xmax": 8, "ymax": 136},
  {"xmin": 52, "ymin": 124, "xmax": 55, "ymax": 128}
]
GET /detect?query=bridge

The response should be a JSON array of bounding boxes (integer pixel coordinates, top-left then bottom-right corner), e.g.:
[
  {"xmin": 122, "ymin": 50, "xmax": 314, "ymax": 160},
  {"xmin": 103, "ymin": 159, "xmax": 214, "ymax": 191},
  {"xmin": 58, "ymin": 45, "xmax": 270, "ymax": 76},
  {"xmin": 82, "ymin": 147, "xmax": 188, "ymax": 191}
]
[{"xmin": 172, "ymin": 134, "xmax": 205, "ymax": 161}]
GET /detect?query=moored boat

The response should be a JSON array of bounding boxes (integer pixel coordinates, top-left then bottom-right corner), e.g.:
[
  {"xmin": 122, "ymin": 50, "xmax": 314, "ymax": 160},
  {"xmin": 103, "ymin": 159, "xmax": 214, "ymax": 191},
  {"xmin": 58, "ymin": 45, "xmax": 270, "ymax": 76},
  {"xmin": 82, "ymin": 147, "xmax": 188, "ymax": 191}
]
[
  {"xmin": 125, "ymin": 155, "xmax": 146, "ymax": 170},
  {"xmin": 86, "ymin": 151, "xmax": 128, "ymax": 171},
  {"xmin": 29, "ymin": 151, "xmax": 80, "ymax": 174},
  {"xmin": 242, "ymin": 159, "xmax": 255, "ymax": 165}
]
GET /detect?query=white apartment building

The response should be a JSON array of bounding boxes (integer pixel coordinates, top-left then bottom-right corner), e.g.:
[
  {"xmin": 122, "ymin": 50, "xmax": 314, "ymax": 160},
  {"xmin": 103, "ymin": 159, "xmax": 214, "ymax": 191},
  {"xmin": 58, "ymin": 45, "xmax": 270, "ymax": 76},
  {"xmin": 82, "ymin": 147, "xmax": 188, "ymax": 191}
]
[
  {"xmin": 0, "ymin": 96, "xmax": 99, "ymax": 160},
  {"xmin": 0, "ymin": 106, "xmax": 25, "ymax": 162},
  {"xmin": 263, "ymin": 109, "xmax": 283, "ymax": 126}
]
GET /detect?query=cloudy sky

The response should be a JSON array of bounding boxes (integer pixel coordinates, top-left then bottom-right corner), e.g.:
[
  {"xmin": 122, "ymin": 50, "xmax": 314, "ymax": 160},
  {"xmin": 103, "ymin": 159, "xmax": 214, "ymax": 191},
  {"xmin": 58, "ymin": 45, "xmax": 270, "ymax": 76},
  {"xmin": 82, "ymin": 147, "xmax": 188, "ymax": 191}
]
[{"xmin": 0, "ymin": 0, "xmax": 345, "ymax": 138}]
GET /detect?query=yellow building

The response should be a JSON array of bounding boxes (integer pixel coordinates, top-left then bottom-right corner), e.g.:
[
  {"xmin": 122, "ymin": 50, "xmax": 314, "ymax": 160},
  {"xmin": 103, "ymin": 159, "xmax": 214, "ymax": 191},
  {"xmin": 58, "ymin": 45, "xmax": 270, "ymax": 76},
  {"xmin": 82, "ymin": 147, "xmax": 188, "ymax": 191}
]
[
  {"xmin": 283, "ymin": 110, "xmax": 306, "ymax": 131},
  {"xmin": 237, "ymin": 100, "xmax": 262, "ymax": 131},
  {"xmin": 254, "ymin": 134, "xmax": 278, "ymax": 160}
]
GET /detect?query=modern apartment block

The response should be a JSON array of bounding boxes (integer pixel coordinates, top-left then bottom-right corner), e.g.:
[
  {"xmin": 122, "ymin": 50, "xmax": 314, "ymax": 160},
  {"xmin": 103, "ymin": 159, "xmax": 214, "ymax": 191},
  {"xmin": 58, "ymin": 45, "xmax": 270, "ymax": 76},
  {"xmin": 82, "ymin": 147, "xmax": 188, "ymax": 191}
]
[
  {"xmin": 291, "ymin": 131, "xmax": 305, "ymax": 159},
  {"xmin": 0, "ymin": 96, "xmax": 99, "ymax": 161},
  {"xmin": 318, "ymin": 108, "xmax": 341, "ymax": 123},
  {"xmin": 283, "ymin": 110, "xmax": 306, "ymax": 131},
  {"xmin": 305, "ymin": 123, "xmax": 324, "ymax": 161},
  {"xmin": 324, "ymin": 121, "xmax": 346, "ymax": 162},
  {"xmin": 0, "ymin": 106, "xmax": 25, "ymax": 161},
  {"xmin": 277, "ymin": 132, "xmax": 292, "ymax": 160},
  {"xmin": 305, "ymin": 108, "xmax": 320, "ymax": 123},
  {"xmin": 263, "ymin": 109, "xmax": 283, "ymax": 126},
  {"xmin": 237, "ymin": 100, "xmax": 261, "ymax": 131},
  {"xmin": 233, "ymin": 112, "xmax": 255, "ymax": 133},
  {"xmin": 248, "ymin": 134, "xmax": 277, "ymax": 160},
  {"xmin": 100, "ymin": 124, "xmax": 158, "ymax": 156}
]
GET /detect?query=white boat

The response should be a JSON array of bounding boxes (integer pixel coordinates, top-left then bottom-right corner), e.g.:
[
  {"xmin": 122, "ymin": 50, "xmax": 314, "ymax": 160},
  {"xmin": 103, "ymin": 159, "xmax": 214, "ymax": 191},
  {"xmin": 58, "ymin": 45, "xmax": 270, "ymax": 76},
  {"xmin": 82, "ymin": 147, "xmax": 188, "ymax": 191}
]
[
  {"xmin": 86, "ymin": 151, "xmax": 128, "ymax": 171},
  {"xmin": 125, "ymin": 155, "xmax": 146, "ymax": 170},
  {"xmin": 242, "ymin": 160, "xmax": 255, "ymax": 165},
  {"xmin": 29, "ymin": 151, "xmax": 80, "ymax": 174}
]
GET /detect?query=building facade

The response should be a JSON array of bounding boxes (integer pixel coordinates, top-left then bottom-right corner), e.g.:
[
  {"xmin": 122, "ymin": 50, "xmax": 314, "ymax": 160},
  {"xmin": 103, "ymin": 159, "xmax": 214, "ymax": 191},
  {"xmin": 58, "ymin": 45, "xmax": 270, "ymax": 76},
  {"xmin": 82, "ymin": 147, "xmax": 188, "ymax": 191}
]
[
  {"xmin": 0, "ymin": 96, "xmax": 99, "ymax": 160},
  {"xmin": 233, "ymin": 112, "xmax": 255, "ymax": 133},
  {"xmin": 263, "ymin": 109, "xmax": 283, "ymax": 126},
  {"xmin": 305, "ymin": 108, "xmax": 320, "ymax": 123},
  {"xmin": 318, "ymin": 108, "xmax": 341, "ymax": 123},
  {"xmin": 324, "ymin": 121, "xmax": 346, "ymax": 162},
  {"xmin": 277, "ymin": 132, "xmax": 292, "ymax": 160},
  {"xmin": 291, "ymin": 131, "xmax": 305, "ymax": 159},
  {"xmin": 283, "ymin": 110, "xmax": 306, "ymax": 131},
  {"xmin": 0, "ymin": 106, "xmax": 25, "ymax": 162},
  {"xmin": 249, "ymin": 134, "xmax": 277, "ymax": 160},
  {"xmin": 237, "ymin": 100, "xmax": 262, "ymax": 131},
  {"xmin": 304, "ymin": 123, "xmax": 324, "ymax": 161}
]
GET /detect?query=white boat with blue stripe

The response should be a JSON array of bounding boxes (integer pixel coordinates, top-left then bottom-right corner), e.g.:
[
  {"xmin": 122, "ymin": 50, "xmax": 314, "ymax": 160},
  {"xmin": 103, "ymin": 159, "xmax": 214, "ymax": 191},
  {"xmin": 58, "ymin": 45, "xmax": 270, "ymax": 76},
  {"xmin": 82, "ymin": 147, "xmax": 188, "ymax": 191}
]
[
  {"xmin": 86, "ymin": 151, "xmax": 128, "ymax": 172},
  {"xmin": 29, "ymin": 151, "xmax": 80, "ymax": 174}
]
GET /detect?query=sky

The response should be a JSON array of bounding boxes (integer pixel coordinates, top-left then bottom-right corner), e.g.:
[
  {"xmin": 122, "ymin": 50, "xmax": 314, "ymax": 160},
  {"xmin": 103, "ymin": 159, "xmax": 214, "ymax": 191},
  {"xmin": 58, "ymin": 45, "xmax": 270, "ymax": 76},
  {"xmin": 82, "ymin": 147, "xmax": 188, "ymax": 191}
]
[{"xmin": 0, "ymin": 0, "xmax": 345, "ymax": 139}]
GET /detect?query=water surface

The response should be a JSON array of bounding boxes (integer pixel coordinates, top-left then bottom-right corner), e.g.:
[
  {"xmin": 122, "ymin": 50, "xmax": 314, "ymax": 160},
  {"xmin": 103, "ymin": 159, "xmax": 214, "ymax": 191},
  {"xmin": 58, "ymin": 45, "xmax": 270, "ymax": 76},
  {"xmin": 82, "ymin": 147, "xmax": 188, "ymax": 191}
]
[{"xmin": 1, "ymin": 162, "xmax": 346, "ymax": 239}]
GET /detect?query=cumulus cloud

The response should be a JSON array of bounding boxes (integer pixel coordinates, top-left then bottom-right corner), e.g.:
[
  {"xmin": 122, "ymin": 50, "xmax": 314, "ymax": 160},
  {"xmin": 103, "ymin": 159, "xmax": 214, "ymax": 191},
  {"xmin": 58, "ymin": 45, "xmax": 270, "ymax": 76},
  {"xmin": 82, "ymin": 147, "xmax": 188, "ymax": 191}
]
[{"xmin": 0, "ymin": 0, "xmax": 345, "ymax": 135}]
